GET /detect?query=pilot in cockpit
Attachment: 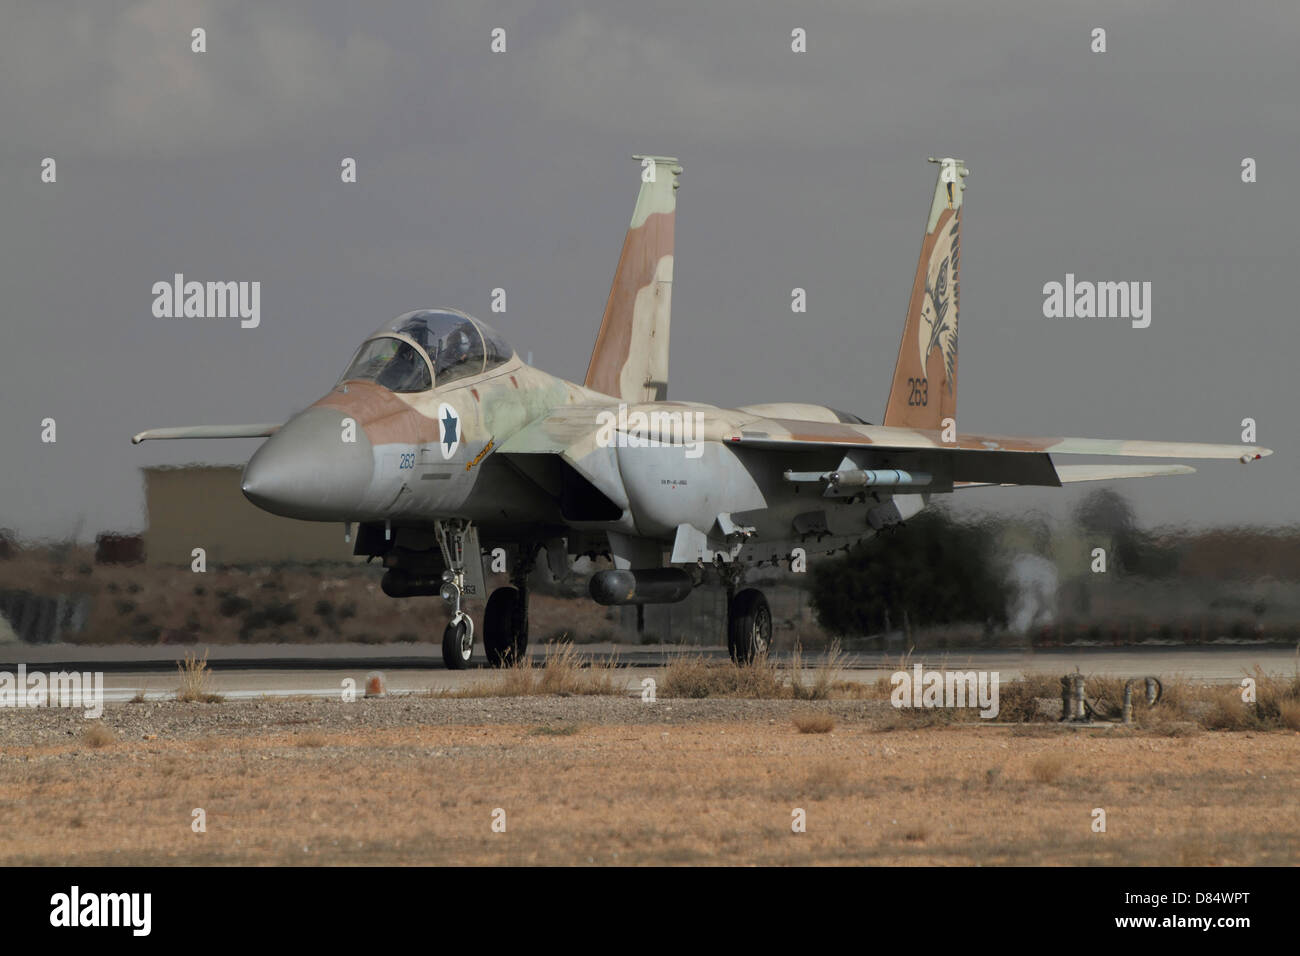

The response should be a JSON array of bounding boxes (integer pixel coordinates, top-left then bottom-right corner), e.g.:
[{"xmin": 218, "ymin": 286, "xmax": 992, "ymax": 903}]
[
  {"xmin": 437, "ymin": 328, "xmax": 473, "ymax": 377},
  {"xmin": 375, "ymin": 341, "xmax": 422, "ymax": 391}
]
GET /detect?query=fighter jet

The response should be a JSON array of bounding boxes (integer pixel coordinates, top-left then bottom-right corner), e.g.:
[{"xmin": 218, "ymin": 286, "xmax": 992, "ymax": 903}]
[{"xmin": 133, "ymin": 156, "xmax": 1271, "ymax": 668}]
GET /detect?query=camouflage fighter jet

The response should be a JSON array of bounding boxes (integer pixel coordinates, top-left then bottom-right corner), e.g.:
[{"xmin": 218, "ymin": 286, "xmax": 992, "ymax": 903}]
[{"xmin": 133, "ymin": 156, "xmax": 1271, "ymax": 667}]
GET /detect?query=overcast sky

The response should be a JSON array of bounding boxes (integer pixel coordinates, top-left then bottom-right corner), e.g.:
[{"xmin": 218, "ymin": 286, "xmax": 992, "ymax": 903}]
[{"xmin": 2, "ymin": 0, "xmax": 1296, "ymax": 541}]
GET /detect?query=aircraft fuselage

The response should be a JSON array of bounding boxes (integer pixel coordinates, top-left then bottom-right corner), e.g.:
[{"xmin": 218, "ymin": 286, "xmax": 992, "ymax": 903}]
[{"xmin": 241, "ymin": 355, "xmax": 894, "ymax": 568}]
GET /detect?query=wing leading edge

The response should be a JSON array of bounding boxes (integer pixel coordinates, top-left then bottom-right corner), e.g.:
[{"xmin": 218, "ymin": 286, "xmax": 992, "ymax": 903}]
[{"xmin": 131, "ymin": 424, "xmax": 281, "ymax": 444}]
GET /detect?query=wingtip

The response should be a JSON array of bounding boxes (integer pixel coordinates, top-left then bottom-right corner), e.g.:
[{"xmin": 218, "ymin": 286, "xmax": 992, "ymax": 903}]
[{"xmin": 1241, "ymin": 447, "xmax": 1272, "ymax": 462}]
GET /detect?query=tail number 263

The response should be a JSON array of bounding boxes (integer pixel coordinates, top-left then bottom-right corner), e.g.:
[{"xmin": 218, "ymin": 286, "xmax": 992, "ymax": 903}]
[{"xmin": 906, "ymin": 377, "xmax": 928, "ymax": 407}]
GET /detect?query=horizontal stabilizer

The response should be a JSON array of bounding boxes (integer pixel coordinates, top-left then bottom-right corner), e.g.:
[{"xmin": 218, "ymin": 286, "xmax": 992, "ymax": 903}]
[{"xmin": 131, "ymin": 424, "xmax": 281, "ymax": 444}]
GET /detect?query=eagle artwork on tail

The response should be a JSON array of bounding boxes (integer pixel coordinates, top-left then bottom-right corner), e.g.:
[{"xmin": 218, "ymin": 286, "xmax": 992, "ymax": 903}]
[{"xmin": 917, "ymin": 212, "xmax": 960, "ymax": 395}]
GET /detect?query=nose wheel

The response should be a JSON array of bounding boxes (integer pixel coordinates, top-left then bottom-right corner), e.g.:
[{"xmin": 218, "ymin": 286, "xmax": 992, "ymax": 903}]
[{"xmin": 442, "ymin": 613, "xmax": 474, "ymax": 669}]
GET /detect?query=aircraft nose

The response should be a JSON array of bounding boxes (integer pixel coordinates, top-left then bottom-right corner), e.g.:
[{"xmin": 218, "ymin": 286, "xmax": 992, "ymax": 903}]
[{"xmin": 241, "ymin": 407, "xmax": 373, "ymax": 520}]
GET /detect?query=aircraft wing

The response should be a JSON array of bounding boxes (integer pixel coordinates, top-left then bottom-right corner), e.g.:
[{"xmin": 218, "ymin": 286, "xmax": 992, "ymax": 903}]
[
  {"xmin": 496, "ymin": 407, "xmax": 1270, "ymax": 488},
  {"xmin": 955, "ymin": 463, "xmax": 1197, "ymax": 490},
  {"xmin": 495, "ymin": 405, "xmax": 615, "ymax": 455},
  {"xmin": 724, "ymin": 417, "xmax": 1270, "ymax": 488},
  {"xmin": 724, "ymin": 417, "xmax": 1270, "ymax": 461},
  {"xmin": 495, "ymin": 404, "xmax": 632, "ymax": 511},
  {"xmin": 131, "ymin": 424, "xmax": 281, "ymax": 444}
]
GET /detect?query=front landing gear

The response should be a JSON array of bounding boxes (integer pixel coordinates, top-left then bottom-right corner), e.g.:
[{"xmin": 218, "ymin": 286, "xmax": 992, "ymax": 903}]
[
  {"xmin": 442, "ymin": 616, "xmax": 474, "ymax": 669},
  {"xmin": 436, "ymin": 519, "xmax": 476, "ymax": 670}
]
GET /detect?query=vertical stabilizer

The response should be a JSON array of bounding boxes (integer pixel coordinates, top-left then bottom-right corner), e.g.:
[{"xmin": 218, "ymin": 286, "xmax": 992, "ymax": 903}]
[
  {"xmin": 883, "ymin": 157, "xmax": 967, "ymax": 430},
  {"xmin": 585, "ymin": 155, "xmax": 681, "ymax": 402}
]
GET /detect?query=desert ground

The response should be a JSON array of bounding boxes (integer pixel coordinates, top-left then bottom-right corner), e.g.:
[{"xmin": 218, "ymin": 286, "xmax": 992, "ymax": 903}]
[{"xmin": 2, "ymin": 688, "xmax": 1297, "ymax": 866}]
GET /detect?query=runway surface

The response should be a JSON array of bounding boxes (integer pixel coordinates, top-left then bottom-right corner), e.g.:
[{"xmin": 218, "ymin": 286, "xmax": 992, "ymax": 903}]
[{"xmin": 2, "ymin": 641, "xmax": 1294, "ymax": 701}]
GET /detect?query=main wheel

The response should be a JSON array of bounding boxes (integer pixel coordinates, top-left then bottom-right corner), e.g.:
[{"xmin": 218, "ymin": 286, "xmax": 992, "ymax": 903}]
[
  {"xmin": 442, "ymin": 616, "xmax": 474, "ymax": 669},
  {"xmin": 727, "ymin": 588, "xmax": 772, "ymax": 664},
  {"xmin": 483, "ymin": 586, "xmax": 528, "ymax": 667}
]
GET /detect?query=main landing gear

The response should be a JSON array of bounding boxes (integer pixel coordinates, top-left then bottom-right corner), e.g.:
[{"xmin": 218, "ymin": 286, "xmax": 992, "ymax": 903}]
[
  {"xmin": 483, "ymin": 544, "xmax": 537, "ymax": 667},
  {"xmin": 716, "ymin": 558, "xmax": 772, "ymax": 664},
  {"xmin": 436, "ymin": 520, "xmax": 475, "ymax": 669},
  {"xmin": 728, "ymin": 588, "xmax": 772, "ymax": 664}
]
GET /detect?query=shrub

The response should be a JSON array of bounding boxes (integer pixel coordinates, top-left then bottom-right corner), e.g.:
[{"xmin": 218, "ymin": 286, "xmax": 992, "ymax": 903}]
[
  {"xmin": 793, "ymin": 713, "xmax": 835, "ymax": 734},
  {"xmin": 82, "ymin": 724, "xmax": 115, "ymax": 748},
  {"xmin": 809, "ymin": 508, "xmax": 1011, "ymax": 637},
  {"xmin": 218, "ymin": 593, "xmax": 252, "ymax": 617},
  {"xmin": 176, "ymin": 650, "xmax": 221, "ymax": 702}
]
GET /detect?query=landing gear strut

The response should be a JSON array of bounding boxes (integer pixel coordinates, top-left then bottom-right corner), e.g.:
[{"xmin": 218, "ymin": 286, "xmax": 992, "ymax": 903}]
[
  {"xmin": 436, "ymin": 519, "xmax": 475, "ymax": 669},
  {"xmin": 484, "ymin": 543, "xmax": 538, "ymax": 667}
]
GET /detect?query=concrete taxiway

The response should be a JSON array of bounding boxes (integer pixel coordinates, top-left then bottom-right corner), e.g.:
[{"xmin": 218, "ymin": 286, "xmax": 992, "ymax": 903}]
[{"xmin": 1, "ymin": 641, "xmax": 1293, "ymax": 701}]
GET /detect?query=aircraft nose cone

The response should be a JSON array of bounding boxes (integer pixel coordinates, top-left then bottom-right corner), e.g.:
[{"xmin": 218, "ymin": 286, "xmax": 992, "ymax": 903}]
[{"xmin": 241, "ymin": 407, "xmax": 373, "ymax": 520}]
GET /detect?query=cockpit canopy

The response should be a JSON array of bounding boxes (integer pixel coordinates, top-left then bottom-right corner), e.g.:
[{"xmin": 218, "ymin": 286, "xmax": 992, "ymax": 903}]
[{"xmin": 339, "ymin": 309, "xmax": 513, "ymax": 392}]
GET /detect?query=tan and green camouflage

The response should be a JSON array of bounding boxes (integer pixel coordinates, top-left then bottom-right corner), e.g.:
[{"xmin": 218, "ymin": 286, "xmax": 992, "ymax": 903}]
[
  {"xmin": 584, "ymin": 155, "xmax": 680, "ymax": 403},
  {"xmin": 132, "ymin": 156, "xmax": 1271, "ymax": 603}
]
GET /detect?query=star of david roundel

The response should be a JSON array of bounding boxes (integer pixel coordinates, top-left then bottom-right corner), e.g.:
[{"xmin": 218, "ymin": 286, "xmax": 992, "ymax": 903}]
[{"xmin": 437, "ymin": 402, "xmax": 460, "ymax": 459}]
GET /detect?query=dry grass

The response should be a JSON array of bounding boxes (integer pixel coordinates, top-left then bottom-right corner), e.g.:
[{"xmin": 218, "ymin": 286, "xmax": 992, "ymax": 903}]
[
  {"xmin": 1250, "ymin": 666, "xmax": 1300, "ymax": 726},
  {"xmin": 514, "ymin": 653, "xmax": 1300, "ymax": 734},
  {"xmin": 654, "ymin": 656, "xmax": 1300, "ymax": 735},
  {"xmin": 790, "ymin": 640, "xmax": 845, "ymax": 700},
  {"xmin": 429, "ymin": 648, "xmax": 1221, "ymax": 723},
  {"xmin": 868, "ymin": 655, "xmax": 1029, "ymax": 727},
  {"xmin": 80, "ymin": 724, "xmax": 115, "ymax": 748},
  {"xmin": 1029, "ymin": 752, "xmax": 1067, "ymax": 784},
  {"xmin": 938, "ymin": 668, "xmax": 1300, "ymax": 733},
  {"xmin": 659, "ymin": 653, "xmax": 787, "ymax": 699},
  {"xmin": 7, "ymin": 721, "xmax": 1296, "ymax": 864},
  {"xmin": 799, "ymin": 759, "xmax": 852, "ymax": 799},
  {"xmin": 175, "ymin": 650, "xmax": 222, "ymax": 703},
  {"xmin": 793, "ymin": 713, "xmax": 835, "ymax": 734},
  {"xmin": 990, "ymin": 673, "xmax": 1060, "ymax": 723},
  {"xmin": 1071, "ymin": 665, "xmax": 1300, "ymax": 732},
  {"xmin": 1280, "ymin": 699, "xmax": 1300, "ymax": 731},
  {"xmin": 440, "ymin": 643, "xmax": 624, "ymax": 698},
  {"xmin": 660, "ymin": 644, "xmax": 848, "ymax": 700},
  {"xmin": 529, "ymin": 725, "xmax": 580, "ymax": 737}
]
